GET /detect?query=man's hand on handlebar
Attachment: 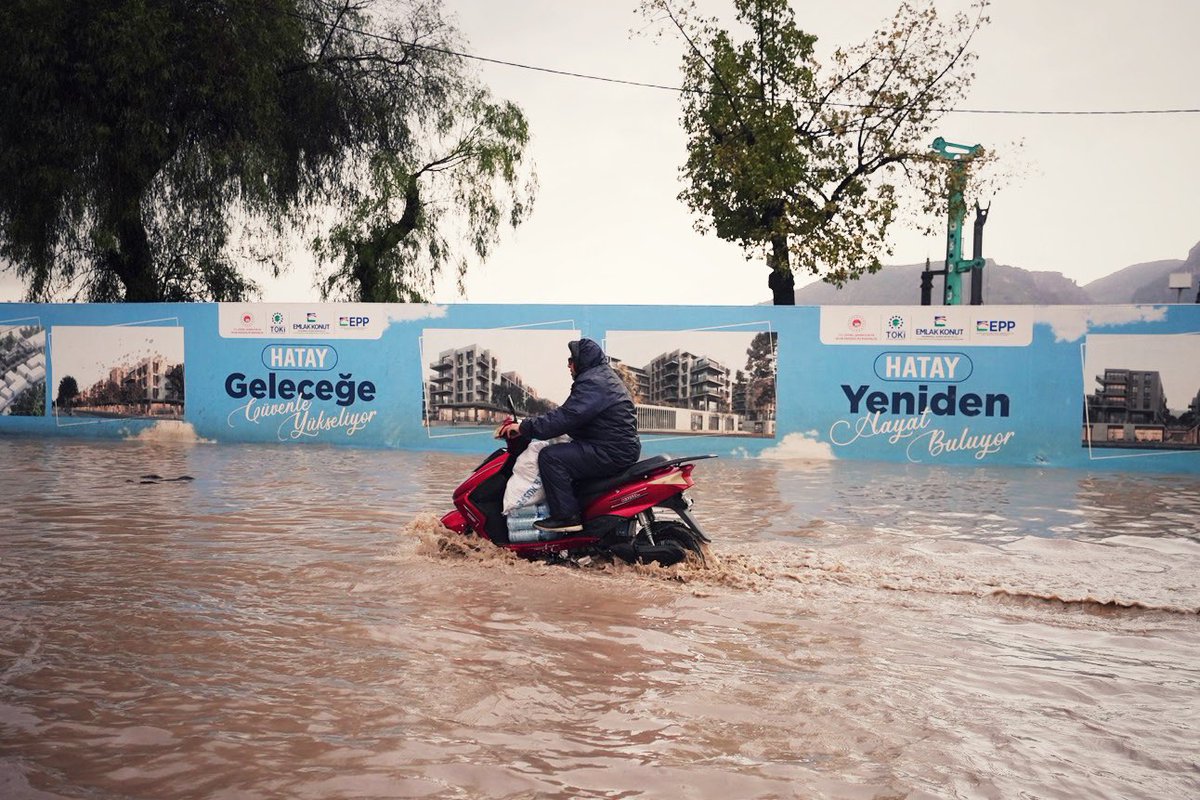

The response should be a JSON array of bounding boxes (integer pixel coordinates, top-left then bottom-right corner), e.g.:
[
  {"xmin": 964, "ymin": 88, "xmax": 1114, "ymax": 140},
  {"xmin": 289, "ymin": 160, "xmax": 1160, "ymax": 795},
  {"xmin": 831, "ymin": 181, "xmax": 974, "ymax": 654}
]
[{"xmin": 493, "ymin": 419, "xmax": 522, "ymax": 440}]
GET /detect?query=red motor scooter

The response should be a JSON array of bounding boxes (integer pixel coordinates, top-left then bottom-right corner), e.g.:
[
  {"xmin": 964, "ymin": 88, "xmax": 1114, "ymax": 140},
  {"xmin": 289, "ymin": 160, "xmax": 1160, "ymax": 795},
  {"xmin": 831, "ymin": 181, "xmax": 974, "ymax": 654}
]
[{"xmin": 440, "ymin": 408, "xmax": 715, "ymax": 566}]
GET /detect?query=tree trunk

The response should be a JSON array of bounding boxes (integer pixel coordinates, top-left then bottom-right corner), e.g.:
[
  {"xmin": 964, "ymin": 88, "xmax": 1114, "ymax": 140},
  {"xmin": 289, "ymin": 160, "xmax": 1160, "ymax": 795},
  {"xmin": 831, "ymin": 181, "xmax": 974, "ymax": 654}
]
[
  {"xmin": 352, "ymin": 179, "xmax": 422, "ymax": 302},
  {"xmin": 102, "ymin": 192, "xmax": 159, "ymax": 302},
  {"xmin": 767, "ymin": 234, "xmax": 794, "ymax": 305}
]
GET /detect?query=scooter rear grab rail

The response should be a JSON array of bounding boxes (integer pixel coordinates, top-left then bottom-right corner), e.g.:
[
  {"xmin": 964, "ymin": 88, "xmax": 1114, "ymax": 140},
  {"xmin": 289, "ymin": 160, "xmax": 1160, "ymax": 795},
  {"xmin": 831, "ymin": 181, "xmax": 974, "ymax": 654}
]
[{"xmin": 649, "ymin": 454, "xmax": 718, "ymax": 471}]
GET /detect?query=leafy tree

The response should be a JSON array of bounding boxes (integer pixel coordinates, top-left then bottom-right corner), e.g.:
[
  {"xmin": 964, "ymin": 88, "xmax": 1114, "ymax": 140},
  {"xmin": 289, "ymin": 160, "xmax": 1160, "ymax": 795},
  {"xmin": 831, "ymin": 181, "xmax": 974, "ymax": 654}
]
[
  {"xmin": 612, "ymin": 361, "xmax": 645, "ymax": 405},
  {"xmin": 316, "ymin": 85, "xmax": 534, "ymax": 302},
  {"xmin": 165, "ymin": 364, "xmax": 185, "ymax": 402},
  {"xmin": 743, "ymin": 331, "xmax": 776, "ymax": 415},
  {"xmin": 492, "ymin": 382, "xmax": 555, "ymax": 416},
  {"xmin": 8, "ymin": 382, "xmax": 44, "ymax": 416},
  {"xmin": 120, "ymin": 378, "xmax": 144, "ymax": 407},
  {"xmin": 0, "ymin": 0, "xmax": 533, "ymax": 302},
  {"xmin": 95, "ymin": 380, "xmax": 123, "ymax": 407},
  {"xmin": 643, "ymin": 0, "xmax": 989, "ymax": 304},
  {"xmin": 56, "ymin": 375, "xmax": 80, "ymax": 410},
  {"xmin": 492, "ymin": 382, "xmax": 525, "ymax": 413}
]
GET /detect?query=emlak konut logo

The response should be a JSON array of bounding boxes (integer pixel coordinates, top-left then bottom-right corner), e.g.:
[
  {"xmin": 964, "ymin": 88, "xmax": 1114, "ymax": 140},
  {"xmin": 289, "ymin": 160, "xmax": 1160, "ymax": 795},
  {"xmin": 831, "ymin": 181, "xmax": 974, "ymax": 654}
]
[{"xmin": 292, "ymin": 311, "xmax": 331, "ymax": 334}]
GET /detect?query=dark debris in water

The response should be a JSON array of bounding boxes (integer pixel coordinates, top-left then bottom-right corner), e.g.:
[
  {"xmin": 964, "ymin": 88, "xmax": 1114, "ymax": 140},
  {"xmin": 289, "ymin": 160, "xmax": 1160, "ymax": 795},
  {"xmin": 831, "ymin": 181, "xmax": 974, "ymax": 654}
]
[{"xmin": 128, "ymin": 474, "xmax": 195, "ymax": 485}]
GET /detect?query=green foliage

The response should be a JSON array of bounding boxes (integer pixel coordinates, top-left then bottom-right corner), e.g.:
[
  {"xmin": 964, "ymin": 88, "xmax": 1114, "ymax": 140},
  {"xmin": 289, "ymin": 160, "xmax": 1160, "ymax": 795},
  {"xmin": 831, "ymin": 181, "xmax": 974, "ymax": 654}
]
[
  {"xmin": 56, "ymin": 375, "xmax": 79, "ymax": 409},
  {"xmin": 743, "ymin": 331, "xmax": 776, "ymax": 412},
  {"xmin": 0, "ymin": 0, "xmax": 533, "ymax": 302},
  {"xmin": 643, "ymin": 0, "xmax": 990, "ymax": 303},
  {"xmin": 492, "ymin": 381, "xmax": 554, "ymax": 416},
  {"xmin": 9, "ymin": 382, "xmax": 45, "ymax": 416},
  {"xmin": 165, "ymin": 363, "xmax": 184, "ymax": 401},
  {"xmin": 612, "ymin": 361, "xmax": 645, "ymax": 404},
  {"xmin": 316, "ymin": 86, "xmax": 534, "ymax": 302}
]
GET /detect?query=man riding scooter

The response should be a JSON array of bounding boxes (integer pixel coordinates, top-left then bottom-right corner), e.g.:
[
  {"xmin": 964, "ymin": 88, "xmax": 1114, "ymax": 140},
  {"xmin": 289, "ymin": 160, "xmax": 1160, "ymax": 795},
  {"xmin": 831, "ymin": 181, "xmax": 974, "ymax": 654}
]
[{"xmin": 495, "ymin": 338, "xmax": 640, "ymax": 533}]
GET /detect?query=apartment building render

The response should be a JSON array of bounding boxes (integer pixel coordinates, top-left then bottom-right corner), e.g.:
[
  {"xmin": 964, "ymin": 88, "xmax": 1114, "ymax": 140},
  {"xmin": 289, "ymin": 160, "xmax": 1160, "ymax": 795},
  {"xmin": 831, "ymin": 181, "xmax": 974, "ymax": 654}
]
[
  {"xmin": 645, "ymin": 350, "xmax": 732, "ymax": 412},
  {"xmin": 109, "ymin": 355, "xmax": 174, "ymax": 401},
  {"xmin": 1087, "ymin": 368, "xmax": 1168, "ymax": 425},
  {"xmin": 427, "ymin": 345, "xmax": 501, "ymax": 410}
]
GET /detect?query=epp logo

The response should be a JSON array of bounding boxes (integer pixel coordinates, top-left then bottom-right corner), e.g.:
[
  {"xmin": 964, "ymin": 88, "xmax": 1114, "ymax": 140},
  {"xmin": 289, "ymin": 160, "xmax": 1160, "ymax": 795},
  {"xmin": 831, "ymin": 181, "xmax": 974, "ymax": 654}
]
[
  {"xmin": 976, "ymin": 319, "xmax": 1017, "ymax": 333},
  {"xmin": 339, "ymin": 316, "xmax": 370, "ymax": 328}
]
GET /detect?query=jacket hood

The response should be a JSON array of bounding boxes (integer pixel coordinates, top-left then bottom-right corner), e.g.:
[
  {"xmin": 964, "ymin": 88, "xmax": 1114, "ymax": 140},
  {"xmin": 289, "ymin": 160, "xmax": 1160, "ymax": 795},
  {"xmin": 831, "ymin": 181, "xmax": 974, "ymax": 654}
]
[{"xmin": 568, "ymin": 338, "xmax": 606, "ymax": 373}]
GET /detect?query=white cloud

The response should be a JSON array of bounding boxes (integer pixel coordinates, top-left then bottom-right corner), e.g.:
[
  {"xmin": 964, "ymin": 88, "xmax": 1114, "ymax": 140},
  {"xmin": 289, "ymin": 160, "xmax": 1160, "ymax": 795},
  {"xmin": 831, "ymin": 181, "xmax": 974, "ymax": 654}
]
[
  {"xmin": 758, "ymin": 431, "xmax": 836, "ymax": 461},
  {"xmin": 1034, "ymin": 305, "xmax": 1168, "ymax": 342},
  {"xmin": 383, "ymin": 304, "xmax": 448, "ymax": 325}
]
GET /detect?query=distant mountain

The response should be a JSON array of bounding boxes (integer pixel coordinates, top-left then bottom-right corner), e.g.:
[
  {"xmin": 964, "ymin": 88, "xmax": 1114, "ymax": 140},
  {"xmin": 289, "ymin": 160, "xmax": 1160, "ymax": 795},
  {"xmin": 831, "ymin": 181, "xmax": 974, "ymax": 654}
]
[
  {"xmin": 793, "ymin": 240, "xmax": 1200, "ymax": 305},
  {"xmin": 1083, "ymin": 241, "xmax": 1200, "ymax": 304},
  {"xmin": 794, "ymin": 259, "xmax": 1092, "ymax": 305}
]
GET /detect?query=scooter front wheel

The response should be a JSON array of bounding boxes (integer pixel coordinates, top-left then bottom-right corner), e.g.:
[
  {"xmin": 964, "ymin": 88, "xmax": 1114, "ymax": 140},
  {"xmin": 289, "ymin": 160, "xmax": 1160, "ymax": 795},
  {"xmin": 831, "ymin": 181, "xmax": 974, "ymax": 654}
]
[{"xmin": 645, "ymin": 520, "xmax": 707, "ymax": 567}]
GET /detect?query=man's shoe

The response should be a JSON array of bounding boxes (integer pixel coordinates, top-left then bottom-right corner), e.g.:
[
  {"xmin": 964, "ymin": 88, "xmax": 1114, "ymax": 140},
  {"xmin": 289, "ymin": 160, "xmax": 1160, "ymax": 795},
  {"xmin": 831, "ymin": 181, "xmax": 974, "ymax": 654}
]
[{"xmin": 534, "ymin": 515, "xmax": 583, "ymax": 534}]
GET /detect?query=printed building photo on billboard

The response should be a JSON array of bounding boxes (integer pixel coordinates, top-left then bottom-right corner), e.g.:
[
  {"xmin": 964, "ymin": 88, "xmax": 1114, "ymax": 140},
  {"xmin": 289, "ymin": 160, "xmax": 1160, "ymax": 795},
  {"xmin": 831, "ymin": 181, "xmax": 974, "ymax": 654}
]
[
  {"xmin": 1082, "ymin": 334, "xmax": 1200, "ymax": 451},
  {"xmin": 0, "ymin": 320, "xmax": 47, "ymax": 416},
  {"xmin": 605, "ymin": 329, "xmax": 777, "ymax": 438},
  {"xmin": 421, "ymin": 327, "xmax": 579, "ymax": 434},
  {"xmin": 50, "ymin": 325, "xmax": 185, "ymax": 421}
]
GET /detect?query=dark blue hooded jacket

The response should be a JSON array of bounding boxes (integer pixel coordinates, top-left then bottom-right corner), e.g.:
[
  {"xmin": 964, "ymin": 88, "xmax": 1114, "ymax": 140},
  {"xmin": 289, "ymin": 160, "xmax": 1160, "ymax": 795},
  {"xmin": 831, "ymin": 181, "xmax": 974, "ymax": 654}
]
[{"xmin": 518, "ymin": 338, "xmax": 640, "ymax": 466}]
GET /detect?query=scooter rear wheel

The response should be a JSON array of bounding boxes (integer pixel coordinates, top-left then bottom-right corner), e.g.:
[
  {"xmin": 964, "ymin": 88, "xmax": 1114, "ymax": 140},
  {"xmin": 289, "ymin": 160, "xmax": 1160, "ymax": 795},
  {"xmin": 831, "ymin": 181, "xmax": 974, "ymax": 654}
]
[{"xmin": 609, "ymin": 520, "xmax": 706, "ymax": 567}]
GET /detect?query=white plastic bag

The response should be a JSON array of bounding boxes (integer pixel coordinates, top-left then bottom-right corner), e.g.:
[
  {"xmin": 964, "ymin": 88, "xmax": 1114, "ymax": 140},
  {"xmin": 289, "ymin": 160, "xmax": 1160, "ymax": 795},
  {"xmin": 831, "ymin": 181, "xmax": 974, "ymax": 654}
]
[
  {"xmin": 502, "ymin": 441, "xmax": 546, "ymax": 513},
  {"xmin": 502, "ymin": 436, "xmax": 568, "ymax": 514}
]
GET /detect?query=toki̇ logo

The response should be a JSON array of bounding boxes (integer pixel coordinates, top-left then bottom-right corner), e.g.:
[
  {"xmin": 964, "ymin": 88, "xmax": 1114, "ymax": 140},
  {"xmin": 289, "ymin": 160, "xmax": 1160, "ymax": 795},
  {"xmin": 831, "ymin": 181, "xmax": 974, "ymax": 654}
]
[
  {"xmin": 270, "ymin": 311, "xmax": 286, "ymax": 334},
  {"xmin": 885, "ymin": 314, "xmax": 906, "ymax": 340}
]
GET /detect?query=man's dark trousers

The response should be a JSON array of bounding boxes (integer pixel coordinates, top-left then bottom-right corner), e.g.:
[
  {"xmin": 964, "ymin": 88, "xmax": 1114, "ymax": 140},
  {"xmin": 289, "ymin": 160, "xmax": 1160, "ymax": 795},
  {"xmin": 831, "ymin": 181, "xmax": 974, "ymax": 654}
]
[{"xmin": 538, "ymin": 441, "xmax": 633, "ymax": 519}]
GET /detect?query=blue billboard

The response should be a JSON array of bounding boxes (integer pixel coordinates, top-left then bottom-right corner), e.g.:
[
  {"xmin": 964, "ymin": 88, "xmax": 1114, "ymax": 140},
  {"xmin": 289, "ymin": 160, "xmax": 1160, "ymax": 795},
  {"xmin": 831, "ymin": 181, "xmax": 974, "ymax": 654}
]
[{"xmin": 1, "ymin": 301, "xmax": 1197, "ymax": 473}]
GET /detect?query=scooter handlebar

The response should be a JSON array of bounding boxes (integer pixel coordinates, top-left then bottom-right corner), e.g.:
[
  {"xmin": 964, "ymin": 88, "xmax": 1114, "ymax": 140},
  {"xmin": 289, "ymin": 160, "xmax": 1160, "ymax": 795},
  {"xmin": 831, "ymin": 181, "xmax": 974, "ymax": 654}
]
[{"xmin": 494, "ymin": 417, "xmax": 522, "ymax": 440}]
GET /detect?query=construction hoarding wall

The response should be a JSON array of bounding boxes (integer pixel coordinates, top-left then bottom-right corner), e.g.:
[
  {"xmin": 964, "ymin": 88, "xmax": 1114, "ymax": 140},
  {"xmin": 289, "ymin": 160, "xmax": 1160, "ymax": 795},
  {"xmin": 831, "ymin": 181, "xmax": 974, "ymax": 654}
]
[{"xmin": 1, "ymin": 302, "xmax": 1198, "ymax": 474}]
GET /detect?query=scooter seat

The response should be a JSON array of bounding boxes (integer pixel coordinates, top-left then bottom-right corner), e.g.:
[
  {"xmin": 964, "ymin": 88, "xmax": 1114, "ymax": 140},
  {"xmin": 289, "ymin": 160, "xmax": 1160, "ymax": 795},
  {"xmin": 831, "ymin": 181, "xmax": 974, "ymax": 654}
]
[{"xmin": 577, "ymin": 454, "xmax": 672, "ymax": 500}]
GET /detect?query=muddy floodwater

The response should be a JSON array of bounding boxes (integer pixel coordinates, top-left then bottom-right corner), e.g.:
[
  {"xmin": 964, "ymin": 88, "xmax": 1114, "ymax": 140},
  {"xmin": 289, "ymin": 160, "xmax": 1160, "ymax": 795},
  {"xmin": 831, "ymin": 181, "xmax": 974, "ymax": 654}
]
[{"xmin": 1, "ymin": 435, "xmax": 1198, "ymax": 799}]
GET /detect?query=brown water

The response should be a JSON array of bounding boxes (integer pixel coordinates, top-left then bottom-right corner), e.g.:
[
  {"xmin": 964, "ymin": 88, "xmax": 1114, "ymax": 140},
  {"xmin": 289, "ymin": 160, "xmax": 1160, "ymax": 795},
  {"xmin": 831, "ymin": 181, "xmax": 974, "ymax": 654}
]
[{"xmin": 1, "ymin": 435, "xmax": 1198, "ymax": 799}]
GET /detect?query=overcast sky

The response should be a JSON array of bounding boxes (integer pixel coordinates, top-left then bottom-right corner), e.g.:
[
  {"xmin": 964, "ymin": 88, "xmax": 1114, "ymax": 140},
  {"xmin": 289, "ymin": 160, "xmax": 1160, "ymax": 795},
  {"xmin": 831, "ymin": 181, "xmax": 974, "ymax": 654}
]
[
  {"xmin": 428, "ymin": 0, "xmax": 1200, "ymax": 306},
  {"xmin": 2, "ymin": 0, "xmax": 1196, "ymax": 306}
]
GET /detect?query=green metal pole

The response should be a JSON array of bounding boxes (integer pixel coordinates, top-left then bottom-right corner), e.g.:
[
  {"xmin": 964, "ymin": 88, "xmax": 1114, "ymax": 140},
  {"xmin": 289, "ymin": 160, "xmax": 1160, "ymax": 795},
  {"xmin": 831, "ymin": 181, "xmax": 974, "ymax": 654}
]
[{"xmin": 931, "ymin": 137, "xmax": 984, "ymax": 305}]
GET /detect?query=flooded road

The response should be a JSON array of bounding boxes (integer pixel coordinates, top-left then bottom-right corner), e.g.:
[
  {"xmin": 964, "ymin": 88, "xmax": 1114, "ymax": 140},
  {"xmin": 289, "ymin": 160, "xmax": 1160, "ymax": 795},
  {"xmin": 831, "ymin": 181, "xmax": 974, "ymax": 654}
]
[{"xmin": 1, "ymin": 435, "xmax": 1198, "ymax": 799}]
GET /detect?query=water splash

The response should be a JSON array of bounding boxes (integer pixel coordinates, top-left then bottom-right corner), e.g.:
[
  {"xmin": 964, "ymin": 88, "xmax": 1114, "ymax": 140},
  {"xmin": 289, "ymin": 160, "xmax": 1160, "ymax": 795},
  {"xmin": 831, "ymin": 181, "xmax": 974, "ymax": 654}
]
[{"xmin": 124, "ymin": 420, "xmax": 213, "ymax": 444}]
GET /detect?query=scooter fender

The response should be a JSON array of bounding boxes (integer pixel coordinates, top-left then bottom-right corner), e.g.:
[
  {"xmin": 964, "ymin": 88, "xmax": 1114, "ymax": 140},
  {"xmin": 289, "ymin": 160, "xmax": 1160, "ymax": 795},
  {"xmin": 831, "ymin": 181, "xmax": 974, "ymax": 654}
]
[{"xmin": 440, "ymin": 509, "xmax": 469, "ymax": 534}]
